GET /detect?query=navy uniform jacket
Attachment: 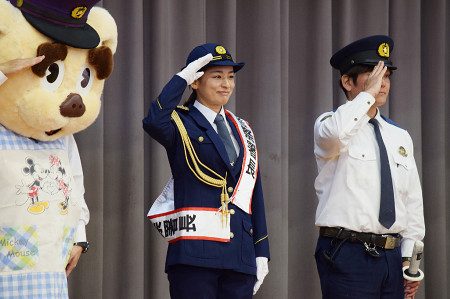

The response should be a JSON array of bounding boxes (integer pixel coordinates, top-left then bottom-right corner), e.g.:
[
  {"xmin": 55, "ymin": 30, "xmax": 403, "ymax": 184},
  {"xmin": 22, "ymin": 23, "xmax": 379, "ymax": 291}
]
[{"xmin": 143, "ymin": 75, "xmax": 270, "ymax": 275}]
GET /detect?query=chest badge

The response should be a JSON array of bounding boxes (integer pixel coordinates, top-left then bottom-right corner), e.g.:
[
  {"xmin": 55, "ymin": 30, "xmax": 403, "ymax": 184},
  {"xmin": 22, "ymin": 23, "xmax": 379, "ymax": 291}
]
[{"xmin": 398, "ymin": 146, "xmax": 408, "ymax": 157}]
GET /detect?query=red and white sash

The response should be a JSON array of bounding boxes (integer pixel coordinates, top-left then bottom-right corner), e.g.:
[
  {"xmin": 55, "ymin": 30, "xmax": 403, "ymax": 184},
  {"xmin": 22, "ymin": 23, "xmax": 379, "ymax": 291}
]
[
  {"xmin": 224, "ymin": 110, "xmax": 258, "ymax": 214},
  {"xmin": 147, "ymin": 110, "xmax": 258, "ymax": 242}
]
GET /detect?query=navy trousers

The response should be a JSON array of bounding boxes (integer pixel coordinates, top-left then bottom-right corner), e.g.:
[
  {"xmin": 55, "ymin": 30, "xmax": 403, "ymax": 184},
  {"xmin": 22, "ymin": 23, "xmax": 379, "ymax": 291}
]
[
  {"xmin": 167, "ymin": 264, "xmax": 256, "ymax": 299},
  {"xmin": 315, "ymin": 236, "xmax": 404, "ymax": 299}
]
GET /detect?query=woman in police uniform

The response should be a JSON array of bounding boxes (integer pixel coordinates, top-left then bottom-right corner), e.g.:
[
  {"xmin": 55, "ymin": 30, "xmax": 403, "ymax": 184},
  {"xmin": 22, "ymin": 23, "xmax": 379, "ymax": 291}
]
[{"xmin": 143, "ymin": 43, "xmax": 270, "ymax": 299}]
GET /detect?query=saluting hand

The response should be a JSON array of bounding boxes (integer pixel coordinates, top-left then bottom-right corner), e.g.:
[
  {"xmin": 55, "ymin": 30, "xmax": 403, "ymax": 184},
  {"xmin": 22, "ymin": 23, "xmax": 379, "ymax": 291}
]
[
  {"xmin": 0, "ymin": 56, "xmax": 45, "ymax": 76},
  {"xmin": 177, "ymin": 53, "xmax": 213, "ymax": 85},
  {"xmin": 362, "ymin": 60, "xmax": 387, "ymax": 98}
]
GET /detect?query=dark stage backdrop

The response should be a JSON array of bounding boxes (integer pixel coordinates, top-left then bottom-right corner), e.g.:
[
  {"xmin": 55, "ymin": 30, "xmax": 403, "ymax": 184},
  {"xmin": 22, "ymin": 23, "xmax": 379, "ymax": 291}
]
[{"xmin": 68, "ymin": 0, "xmax": 449, "ymax": 298}]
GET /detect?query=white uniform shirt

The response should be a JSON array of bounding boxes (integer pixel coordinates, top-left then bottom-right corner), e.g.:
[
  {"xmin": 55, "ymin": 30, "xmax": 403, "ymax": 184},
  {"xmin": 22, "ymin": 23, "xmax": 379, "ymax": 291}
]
[{"xmin": 314, "ymin": 92, "xmax": 425, "ymax": 257}]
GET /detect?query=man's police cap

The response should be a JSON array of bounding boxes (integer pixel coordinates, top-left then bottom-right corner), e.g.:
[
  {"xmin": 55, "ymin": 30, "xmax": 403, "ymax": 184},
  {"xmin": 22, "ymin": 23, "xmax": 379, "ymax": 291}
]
[
  {"xmin": 186, "ymin": 43, "xmax": 245, "ymax": 72},
  {"xmin": 10, "ymin": 0, "xmax": 100, "ymax": 49},
  {"xmin": 330, "ymin": 35, "xmax": 397, "ymax": 75}
]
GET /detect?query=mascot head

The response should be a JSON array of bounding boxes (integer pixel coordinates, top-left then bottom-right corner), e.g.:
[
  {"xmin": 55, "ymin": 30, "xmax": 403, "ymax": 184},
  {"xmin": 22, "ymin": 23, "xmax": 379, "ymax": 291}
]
[{"xmin": 0, "ymin": 0, "xmax": 118, "ymax": 141}]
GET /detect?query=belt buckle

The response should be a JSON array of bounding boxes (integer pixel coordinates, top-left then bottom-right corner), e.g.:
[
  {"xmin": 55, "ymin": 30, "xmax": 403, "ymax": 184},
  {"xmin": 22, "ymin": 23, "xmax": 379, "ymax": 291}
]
[{"xmin": 383, "ymin": 235, "xmax": 396, "ymax": 249}]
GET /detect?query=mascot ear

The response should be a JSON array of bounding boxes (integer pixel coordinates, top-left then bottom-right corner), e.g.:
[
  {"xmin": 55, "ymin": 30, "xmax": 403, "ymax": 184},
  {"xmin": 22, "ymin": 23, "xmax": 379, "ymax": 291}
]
[{"xmin": 87, "ymin": 7, "xmax": 118, "ymax": 54}]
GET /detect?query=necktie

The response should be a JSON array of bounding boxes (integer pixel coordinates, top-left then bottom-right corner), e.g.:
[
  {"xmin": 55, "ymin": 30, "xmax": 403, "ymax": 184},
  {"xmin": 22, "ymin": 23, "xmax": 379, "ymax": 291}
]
[
  {"xmin": 214, "ymin": 114, "xmax": 237, "ymax": 164},
  {"xmin": 369, "ymin": 118, "xmax": 396, "ymax": 229}
]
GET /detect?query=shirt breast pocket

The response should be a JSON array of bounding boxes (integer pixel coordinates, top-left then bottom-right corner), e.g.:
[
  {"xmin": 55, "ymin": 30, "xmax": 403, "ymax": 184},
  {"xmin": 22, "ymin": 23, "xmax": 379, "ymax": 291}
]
[
  {"xmin": 347, "ymin": 146, "xmax": 378, "ymax": 188},
  {"xmin": 391, "ymin": 153, "xmax": 413, "ymax": 196}
]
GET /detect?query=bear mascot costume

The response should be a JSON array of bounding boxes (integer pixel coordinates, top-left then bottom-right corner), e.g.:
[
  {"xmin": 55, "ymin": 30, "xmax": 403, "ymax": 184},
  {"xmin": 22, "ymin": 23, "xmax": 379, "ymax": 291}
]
[{"xmin": 0, "ymin": 0, "xmax": 117, "ymax": 297}]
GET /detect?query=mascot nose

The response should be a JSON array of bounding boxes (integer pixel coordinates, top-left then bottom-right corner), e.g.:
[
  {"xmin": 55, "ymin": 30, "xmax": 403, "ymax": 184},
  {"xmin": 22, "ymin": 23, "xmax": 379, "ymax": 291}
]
[{"xmin": 60, "ymin": 93, "xmax": 86, "ymax": 117}]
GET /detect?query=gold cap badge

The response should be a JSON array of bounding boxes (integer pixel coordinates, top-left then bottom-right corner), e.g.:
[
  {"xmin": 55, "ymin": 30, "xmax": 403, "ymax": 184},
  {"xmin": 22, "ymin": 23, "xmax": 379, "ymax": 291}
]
[
  {"xmin": 71, "ymin": 6, "xmax": 88, "ymax": 19},
  {"xmin": 398, "ymin": 146, "xmax": 408, "ymax": 157},
  {"xmin": 378, "ymin": 43, "xmax": 390, "ymax": 58},
  {"xmin": 215, "ymin": 46, "xmax": 227, "ymax": 55}
]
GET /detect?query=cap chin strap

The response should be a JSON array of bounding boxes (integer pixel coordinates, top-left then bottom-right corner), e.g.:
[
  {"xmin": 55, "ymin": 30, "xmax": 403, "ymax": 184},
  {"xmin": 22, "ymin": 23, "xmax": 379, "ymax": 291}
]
[
  {"xmin": 339, "ymin": 50, "xmax": 395, "ymax": 74},
  {"xmin": 211, "ymin": 54, "xmax": 233, "ymax": 62}
]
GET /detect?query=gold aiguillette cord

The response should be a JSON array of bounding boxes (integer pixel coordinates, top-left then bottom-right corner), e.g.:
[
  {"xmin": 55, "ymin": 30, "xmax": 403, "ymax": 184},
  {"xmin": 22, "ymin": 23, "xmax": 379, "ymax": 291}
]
[{"xmin": 172, "ymin": 110, "xmax": 230, "ymax": 227}]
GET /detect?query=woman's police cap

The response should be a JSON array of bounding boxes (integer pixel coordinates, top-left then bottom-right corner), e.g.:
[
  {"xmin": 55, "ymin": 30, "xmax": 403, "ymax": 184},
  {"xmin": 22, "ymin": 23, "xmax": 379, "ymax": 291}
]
[
  {"xmin": 186, "ymin": 43, "xmax": 245, "ymax": 72},
  {"xmin": 330, "ymin": 35, "xmax": 397, "ymax": 75},
  {"xmin": 10, "ymin": 0, "xmax": 100, "ymax": 49}
]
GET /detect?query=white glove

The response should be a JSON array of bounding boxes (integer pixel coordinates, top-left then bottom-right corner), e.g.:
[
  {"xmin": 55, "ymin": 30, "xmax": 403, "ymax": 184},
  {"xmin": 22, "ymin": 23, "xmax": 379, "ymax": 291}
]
[
  {"xmin": 176, "ymin": 53, "xmax": 213, "ymax": 85},
  {"xmin": 253, "ymin": 257, "xmax": 269, "ymax": 295}
]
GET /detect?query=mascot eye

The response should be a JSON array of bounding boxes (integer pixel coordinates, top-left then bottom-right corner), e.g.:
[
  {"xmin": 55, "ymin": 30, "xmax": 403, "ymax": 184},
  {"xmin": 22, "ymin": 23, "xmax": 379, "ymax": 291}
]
[
  {"xmin": 77, "ymin": 66, "xmax": 94, "ymax": 95},
  {"xmin": 41, "ymin": 61, "xmax": 65, "ymax": 92}
]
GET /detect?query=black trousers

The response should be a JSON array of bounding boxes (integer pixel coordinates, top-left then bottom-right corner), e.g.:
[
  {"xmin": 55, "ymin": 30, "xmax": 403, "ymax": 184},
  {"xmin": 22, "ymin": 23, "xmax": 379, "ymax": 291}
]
[
  {"xmin": 315, "ymin": 236, "xmax": 404, "ymax": 299},
  {"xmin": 167, "ymin": 264, "xmax": 256, "ymax": 299}
]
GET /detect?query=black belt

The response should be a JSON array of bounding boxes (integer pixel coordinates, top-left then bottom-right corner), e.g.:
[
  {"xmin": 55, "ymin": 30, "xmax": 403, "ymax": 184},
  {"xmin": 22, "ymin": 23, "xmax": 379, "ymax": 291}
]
[{"xmin": 320, "ymin": 227, "xmax": 401, "ymax": 249}]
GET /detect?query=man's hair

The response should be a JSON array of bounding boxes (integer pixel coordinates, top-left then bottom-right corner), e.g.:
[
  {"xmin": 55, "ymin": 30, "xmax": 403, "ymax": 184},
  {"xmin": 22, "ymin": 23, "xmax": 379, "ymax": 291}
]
[{"xmin": 339, "ymin": 64, "xmax": 375, "ymax": 99}]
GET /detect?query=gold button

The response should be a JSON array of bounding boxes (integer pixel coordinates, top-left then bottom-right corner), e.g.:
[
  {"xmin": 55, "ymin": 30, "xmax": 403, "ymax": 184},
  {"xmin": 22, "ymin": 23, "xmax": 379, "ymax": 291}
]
[
  {"xmin": 230, "ymin": 209, "xmax": 235, "ymax": 215},
  {"xmin": 230, "ymin": 232, "xmax": 234, "ymax": 238},
  {"xmin": 351, "ymin": 60, "xmax": 355, "ymax": 64},
  {"xmin": 227, "ymin": 186, "xmax": 234, "ymax": 193},
  {"xmin": 250, "ymin": 228, "xmax": 253, "ymax": 235},
  {"xmin": 198, "ymin": 136, "xmax": 204, "ymax": 142}
]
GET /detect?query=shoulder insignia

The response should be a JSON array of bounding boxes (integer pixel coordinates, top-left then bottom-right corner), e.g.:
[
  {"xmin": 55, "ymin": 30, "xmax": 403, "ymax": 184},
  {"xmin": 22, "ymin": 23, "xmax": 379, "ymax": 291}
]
[
  {"xmin": 176, "ymin": 105, "xmax": 189, "ymax": 111},
  {"xmin": 320, "ymin": 115, "xmax": 332, "ymax": 122}
]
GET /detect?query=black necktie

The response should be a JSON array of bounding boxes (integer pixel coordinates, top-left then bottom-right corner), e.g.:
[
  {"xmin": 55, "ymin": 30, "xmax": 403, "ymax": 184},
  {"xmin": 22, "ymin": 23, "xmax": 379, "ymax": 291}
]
[
  {"xmin": 369, "ymin": 118, "xmax": 396, "ymax": 229},
  {"xmin": 214, "ymin": 114, "xmax": 237, "ymax": 164}
]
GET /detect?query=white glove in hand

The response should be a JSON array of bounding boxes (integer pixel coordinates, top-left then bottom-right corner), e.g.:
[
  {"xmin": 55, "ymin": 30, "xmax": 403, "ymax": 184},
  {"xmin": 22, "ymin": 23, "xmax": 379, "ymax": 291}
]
[
  {"xmin": 176, "ymin": 53, "xmax": 213, "ymax": 85},
  {"xmin": 253, "ymin": 257, "xmax": 269, "ymax": 295}
]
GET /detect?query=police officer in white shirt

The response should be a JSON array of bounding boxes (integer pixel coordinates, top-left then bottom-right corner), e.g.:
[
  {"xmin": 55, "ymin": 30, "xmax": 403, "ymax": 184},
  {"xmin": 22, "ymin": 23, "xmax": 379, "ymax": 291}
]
[{"xmin": 313, "ymin": 35, "xmax": 425, "ymax": 299}]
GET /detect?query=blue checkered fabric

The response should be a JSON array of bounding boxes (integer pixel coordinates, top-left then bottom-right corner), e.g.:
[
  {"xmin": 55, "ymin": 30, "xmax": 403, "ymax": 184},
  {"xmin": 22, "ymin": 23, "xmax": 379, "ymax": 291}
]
[
  {"xmin": 0, "ymin": 125, "xmax": 65, "ymax": 151},
  {"xmin": 0, "ymin": 226, "xmax": 39, "ymax": 271},
  {"xmin": 61, "ymin": 226, "xmax": 76, "ymax": 265},
  {"xmin": 0, "ymin": 272, "xmax": 68, "ymax": 298}
]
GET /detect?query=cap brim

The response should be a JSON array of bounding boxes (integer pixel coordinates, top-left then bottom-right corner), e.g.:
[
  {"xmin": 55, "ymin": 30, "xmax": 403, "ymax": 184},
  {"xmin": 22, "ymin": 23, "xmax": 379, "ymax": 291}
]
[
  {"xmin": 207, "ymin": 60, "xmax": 245, "ymax": 72},
  {"xmin": 22, "ymin": 12, "xmax": 100, "ymax": 49}
]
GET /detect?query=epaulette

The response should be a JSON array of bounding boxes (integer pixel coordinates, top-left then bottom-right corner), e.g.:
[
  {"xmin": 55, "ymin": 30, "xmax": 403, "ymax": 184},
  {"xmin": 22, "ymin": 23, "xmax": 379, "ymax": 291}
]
[
  {"xmin": 176, "ymin": 105, "xmax": 189, "ymax": 112},
  {"xmin": 381, "ymin": 115, "xmax": 405, "ymax": 130},
  {"xmin": 320, "ymin": 114, "xmax": 333, "ymax": 122}
]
